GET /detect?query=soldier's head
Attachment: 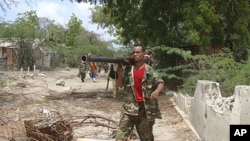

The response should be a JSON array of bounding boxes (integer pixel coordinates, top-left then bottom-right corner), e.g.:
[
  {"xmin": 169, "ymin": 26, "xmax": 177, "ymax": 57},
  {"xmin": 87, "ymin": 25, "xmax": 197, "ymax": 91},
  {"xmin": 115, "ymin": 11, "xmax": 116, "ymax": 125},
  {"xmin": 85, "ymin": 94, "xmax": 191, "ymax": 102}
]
[
  {"xmin": 148, "ymin": 51, "xmax": 153, "ymax": 57},
  {"xmin": 132, "ymin": 45, "xmax": 146, "ymax": 63}
]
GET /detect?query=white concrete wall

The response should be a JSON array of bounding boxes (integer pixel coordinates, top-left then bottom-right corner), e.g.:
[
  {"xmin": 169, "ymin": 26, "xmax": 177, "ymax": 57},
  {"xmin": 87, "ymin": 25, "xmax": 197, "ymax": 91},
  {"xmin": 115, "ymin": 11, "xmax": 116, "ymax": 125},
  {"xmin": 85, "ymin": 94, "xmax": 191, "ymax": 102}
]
[
  {"xmin": 172, "ymin": 80, "xmax": 250, "ymax": 141},
  {"xmin": 173, "ymin": 92, "xmax": 193, "ymax": 116}
]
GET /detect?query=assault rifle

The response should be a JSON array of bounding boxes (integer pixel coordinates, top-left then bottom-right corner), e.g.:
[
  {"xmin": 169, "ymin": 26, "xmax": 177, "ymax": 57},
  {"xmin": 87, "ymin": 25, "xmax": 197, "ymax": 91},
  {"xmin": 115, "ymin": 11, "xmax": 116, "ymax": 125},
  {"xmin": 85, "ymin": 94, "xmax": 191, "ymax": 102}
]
[
  {"xmin": 81, "ymin": 55, "xmax": 134, "ymax": 65},
  {"xmin": 81, "ymin": 55, "xmax": 157, "ymax": 96},
  {"xmin": 81, "ymin": 53, "xmax": 153, "ymax": 66}
]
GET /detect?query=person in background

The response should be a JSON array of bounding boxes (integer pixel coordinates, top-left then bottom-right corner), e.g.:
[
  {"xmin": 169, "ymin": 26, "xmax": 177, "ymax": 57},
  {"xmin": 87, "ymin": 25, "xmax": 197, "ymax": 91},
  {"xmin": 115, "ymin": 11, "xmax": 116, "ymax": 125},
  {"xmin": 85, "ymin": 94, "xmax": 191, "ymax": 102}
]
[
  {"xmin": 144, "ymin": 51, "xmax": 154, "ymax": 66},
  {"xmin": 97, "ymin": 62, "xmax": 102, "ymax": 74},
  {"xmin": 78, "ymin": 60, "xmax": 87, "ymax": 82},
  {"xmin": 115, "ymin": 45, "xmax": 164, "ymax": 141},
  {"xmin": 116, "ymin": 63, "xmax": 124, "ymax": 90},
  {"xmin": 90, "ymin": 62, "xmax": 97, "ymax": 82},
  {"xmin": 103, "ymin": 63, "xmax": 109, "ymax": 74},
  {"xmin": 147, "ymin": 51, "xmax": 154, "ymax": 65},
  {"xmin": 107, "ymin": 63, "xmax": 118, "ymax": 97}
]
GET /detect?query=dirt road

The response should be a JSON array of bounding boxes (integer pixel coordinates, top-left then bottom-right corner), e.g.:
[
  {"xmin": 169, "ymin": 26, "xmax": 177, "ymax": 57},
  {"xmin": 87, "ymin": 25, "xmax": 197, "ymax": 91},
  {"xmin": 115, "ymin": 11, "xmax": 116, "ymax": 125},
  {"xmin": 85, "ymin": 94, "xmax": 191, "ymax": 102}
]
[{"xmin": 0, "ymin": 68, "xmax": 200, "ymax": 141}]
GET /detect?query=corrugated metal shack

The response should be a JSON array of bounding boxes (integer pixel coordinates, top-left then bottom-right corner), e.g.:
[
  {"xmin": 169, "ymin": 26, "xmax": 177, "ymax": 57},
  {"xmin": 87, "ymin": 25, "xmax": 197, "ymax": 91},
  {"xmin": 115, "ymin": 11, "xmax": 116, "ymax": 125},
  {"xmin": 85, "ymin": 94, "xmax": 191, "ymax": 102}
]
[
  {"xmin": 0, "ymin": 39, "xmax": 58, "ymax": 71},
  {"xmin": 0, "ymin": 40, "xmax": 19, "ymax": 70},
  {"xmin": 32, "ymin": 39, "xmax": 57, "ymax": 71}
]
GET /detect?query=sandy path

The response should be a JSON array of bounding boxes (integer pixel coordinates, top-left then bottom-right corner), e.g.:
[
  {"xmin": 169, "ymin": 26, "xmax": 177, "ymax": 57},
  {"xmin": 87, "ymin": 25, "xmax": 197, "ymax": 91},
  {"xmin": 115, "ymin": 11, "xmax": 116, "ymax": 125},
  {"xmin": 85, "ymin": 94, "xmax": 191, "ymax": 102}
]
[{"xmin": 0, "ymin": 68, "xmax": 200, "ymax": 141}]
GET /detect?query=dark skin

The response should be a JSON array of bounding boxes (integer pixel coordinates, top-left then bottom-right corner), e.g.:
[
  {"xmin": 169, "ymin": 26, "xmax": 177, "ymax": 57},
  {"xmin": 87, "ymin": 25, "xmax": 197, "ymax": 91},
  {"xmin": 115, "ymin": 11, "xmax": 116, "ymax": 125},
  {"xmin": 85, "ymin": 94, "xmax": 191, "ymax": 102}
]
[
  {"xmin": 132, "ymin": 46, "xmax": 164, "ymax": 101},
  {"xmin": 132, "ymin": 46, "xmax": 145, "ymax": 70}
]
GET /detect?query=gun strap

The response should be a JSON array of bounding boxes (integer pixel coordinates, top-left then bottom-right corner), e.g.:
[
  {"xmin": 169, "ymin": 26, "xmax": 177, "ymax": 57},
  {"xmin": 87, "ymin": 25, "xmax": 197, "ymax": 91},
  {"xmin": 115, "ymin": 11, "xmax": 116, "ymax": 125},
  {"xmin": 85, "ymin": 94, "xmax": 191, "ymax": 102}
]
[{"xmin": 130, "ymin": 66, "xmax": 138, "ymax": 103}]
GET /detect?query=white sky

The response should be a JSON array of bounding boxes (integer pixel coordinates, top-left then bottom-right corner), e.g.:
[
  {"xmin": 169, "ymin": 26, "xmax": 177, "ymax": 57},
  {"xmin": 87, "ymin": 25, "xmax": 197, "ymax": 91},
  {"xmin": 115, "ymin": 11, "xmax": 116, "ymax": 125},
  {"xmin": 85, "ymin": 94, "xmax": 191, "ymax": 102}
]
[{"xmin": 1, "ymin": 0, "xmax": 113, "ymax": 41}]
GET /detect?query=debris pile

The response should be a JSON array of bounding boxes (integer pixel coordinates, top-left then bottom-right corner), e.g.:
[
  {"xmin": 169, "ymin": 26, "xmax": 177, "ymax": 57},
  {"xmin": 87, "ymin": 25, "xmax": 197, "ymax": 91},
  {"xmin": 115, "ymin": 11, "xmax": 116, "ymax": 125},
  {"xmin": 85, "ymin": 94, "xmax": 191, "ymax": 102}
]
[{"xmin": 24, "ymin": 120, "xmax": 73, "ymax": 141}]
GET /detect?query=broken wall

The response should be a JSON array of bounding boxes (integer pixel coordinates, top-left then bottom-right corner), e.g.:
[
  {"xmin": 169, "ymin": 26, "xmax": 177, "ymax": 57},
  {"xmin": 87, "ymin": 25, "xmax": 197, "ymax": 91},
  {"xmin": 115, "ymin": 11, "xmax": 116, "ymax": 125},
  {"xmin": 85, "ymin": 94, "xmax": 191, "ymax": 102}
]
[{"xmin": 173, "ymin": 80, "xmax": 250, "ymax": 141}]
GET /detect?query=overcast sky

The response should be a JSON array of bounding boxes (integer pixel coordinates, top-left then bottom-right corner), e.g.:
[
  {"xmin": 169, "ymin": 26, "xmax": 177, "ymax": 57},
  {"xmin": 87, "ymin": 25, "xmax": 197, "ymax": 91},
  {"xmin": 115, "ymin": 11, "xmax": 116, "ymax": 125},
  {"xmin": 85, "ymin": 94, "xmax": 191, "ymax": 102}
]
[{"xmin": 1, "ymin": 0, "xmax": 113, "ymax": 41}]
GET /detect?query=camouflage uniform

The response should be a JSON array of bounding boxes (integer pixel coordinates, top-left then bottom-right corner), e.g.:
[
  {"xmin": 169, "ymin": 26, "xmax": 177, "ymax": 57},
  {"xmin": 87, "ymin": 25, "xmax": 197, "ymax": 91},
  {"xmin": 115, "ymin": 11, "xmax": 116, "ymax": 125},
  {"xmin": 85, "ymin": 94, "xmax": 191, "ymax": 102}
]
[
  {"xmin": 116, "ymin": 64, "xmax": 164, "ymax": 141},
  {"xmin": 103, "ymin": 63, "xmax": 109, "ymax": 73},
  {"xmin": 79, "ymin": 61, "xmax": 87, "ymax": 82}
]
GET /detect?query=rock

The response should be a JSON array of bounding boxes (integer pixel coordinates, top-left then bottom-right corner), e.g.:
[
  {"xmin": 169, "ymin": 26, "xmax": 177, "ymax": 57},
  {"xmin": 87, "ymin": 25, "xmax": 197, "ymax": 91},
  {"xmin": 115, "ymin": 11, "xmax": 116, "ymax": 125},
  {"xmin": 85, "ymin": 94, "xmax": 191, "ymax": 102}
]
[
  {"xmin": 56, "ymin": 79, "xmax": 65, "ymax": 86},
  {"xmin": 65, "ymin": 67, "xmax": 70, "ymax": 71},
  {"xmin": 38, "ymin": 73, "xmax": 46, "ymax": 77},
  {"xmin": 16, "ymin": 82, "xmax": 26, "ymax": 88}
]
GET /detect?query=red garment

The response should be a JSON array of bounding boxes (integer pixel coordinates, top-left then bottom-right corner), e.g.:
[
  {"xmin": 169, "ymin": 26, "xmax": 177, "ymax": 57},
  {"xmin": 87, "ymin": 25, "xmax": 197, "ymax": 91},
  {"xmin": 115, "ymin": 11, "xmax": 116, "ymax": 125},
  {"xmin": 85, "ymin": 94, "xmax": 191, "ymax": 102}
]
[
  {"xmin": 90, "ymin": 63, "xmax": 97, "ymax": 72},
  {"xmin": 133, "ymin": 66, "xmax": 145, "ymax": 102}
]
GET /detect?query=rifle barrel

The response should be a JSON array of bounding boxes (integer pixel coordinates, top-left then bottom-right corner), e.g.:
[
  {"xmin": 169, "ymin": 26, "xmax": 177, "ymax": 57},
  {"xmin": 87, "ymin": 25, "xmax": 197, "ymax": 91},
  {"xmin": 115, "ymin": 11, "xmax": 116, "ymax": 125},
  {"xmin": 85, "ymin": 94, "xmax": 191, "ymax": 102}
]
[{"xmin": 82, "ymin": 55, "xmax": 131, "ymax": 65}]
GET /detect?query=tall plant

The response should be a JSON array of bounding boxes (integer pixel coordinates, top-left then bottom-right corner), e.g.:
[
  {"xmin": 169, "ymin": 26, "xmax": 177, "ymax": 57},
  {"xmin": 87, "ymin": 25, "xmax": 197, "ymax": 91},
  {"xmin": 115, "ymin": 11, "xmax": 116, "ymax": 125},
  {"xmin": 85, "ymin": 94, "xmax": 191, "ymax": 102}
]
[{"xmin": 179, "ymin": 48, "xmax": 250, "ymax": 96}]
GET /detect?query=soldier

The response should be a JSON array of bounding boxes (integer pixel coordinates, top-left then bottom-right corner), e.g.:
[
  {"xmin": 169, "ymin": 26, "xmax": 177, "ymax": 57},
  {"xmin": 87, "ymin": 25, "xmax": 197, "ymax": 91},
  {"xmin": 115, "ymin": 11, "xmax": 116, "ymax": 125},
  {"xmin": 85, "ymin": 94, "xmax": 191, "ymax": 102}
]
[
  {"xmin": 78, "ymin": 60, "xmax": 87, "ymax": 82},
  {"xmin": 144, "ymin": 50, "xmax": 154, "ymax": 66},
  {"xmin": 115, "ymin": 45, "xmax": 164, "ymax": 141},
  {"xmin": 97, "ymin": 62, "xmax": 102, "ymax": 74},
  {"xmin": 103, "ymin": 63, "xmax": 109, "ymax": 73},
  {"xmin": 116, "ymin": 63, "xmax": 124, "ymax": 90},
  {"xmin": 107, "ymin": 63, "xmax": 118, "ymax": 97}
]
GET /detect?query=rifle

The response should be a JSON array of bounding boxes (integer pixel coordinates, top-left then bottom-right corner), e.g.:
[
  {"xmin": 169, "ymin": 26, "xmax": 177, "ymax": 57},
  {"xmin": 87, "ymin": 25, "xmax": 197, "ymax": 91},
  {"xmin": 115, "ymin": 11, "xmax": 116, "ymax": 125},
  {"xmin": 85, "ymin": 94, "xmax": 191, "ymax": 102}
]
[
  {"xmin": 81, "ymin": 55, "xmax": 134, "ymax": 92},
  {"xmin": 81, "ymin": 55, "xmax": 134, "ymax": 65},
  {"xmin": 106, "ymin": 78, "xmax": 109, "ymax": 91}
]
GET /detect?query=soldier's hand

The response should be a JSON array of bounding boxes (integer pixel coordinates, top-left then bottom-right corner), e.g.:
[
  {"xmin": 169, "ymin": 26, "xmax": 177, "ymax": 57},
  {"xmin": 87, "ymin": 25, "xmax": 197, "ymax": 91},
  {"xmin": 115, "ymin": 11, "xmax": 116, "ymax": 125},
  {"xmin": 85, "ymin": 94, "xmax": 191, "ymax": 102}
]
[{"xmin": 150, "ymin": 91, "xmax": 158, "ymax": 101}]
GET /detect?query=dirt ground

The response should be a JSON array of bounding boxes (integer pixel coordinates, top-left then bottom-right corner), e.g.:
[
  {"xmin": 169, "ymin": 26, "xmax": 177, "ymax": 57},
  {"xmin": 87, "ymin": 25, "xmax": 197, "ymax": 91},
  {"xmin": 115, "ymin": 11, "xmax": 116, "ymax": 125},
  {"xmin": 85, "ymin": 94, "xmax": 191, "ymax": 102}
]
[{"xmin": 0, "ymin": 68, "xmax": 200, "ymax": 141}]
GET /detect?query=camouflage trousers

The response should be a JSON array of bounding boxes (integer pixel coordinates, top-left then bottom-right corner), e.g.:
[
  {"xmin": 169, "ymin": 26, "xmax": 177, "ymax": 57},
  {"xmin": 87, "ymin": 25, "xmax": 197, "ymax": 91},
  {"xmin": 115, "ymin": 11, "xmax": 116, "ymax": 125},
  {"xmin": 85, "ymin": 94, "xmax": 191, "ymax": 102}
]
[
  {"xmin": 80, "ymin": 72, "xmax": 86, "ymax": 82},
  {"xmin": 116, "ymin": 103, "xmax": 155, "ymax": 141}
]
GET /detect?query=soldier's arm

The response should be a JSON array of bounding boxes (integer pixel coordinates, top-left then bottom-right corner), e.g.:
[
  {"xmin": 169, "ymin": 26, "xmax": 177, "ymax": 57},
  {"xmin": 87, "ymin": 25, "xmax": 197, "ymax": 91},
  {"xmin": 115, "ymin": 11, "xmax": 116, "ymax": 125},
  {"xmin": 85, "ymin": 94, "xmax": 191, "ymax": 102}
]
[{"xmin": 150, "ymin": 82, "xmax": 164, "ymax": 101}]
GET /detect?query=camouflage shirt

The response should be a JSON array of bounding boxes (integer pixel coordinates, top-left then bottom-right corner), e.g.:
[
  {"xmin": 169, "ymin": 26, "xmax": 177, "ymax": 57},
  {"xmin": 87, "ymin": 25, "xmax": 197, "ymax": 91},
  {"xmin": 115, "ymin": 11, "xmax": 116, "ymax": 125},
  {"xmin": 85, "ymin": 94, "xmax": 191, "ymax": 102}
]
[
  {"xmin": 79, "ymin": 62, "xmax": 87, "ymax": 73},
  {"xmin": 122, "ymin": 64, "xmax": 164, "ymax": 121}
]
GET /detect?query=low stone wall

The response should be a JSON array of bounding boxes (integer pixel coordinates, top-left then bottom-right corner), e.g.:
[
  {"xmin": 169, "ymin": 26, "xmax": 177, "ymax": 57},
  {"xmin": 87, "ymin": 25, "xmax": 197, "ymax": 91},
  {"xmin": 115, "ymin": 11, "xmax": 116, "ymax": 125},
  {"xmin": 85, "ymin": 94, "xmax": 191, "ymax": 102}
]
[{"xmin": 172, "ymin": 80, "xmax": 250, "ymax": 141}]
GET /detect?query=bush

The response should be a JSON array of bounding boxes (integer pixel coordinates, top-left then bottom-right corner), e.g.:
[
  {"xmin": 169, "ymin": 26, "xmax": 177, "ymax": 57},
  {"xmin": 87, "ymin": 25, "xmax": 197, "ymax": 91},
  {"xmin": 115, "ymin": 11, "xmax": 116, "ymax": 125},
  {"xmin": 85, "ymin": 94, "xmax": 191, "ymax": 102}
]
[
  {"xmin": 0, "ymin": 79, "xmax": 5, "ymax": 87},
  {"xmin": 179, "ymin": 49, "xmax": 250, "ymax": 97}
]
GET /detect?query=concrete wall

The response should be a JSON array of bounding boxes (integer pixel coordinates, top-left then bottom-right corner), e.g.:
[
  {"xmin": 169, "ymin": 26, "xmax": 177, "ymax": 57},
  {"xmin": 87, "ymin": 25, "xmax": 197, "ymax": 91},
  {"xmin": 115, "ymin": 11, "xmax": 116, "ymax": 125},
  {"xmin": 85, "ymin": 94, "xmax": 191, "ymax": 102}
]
[{"xmin": 172, "ymin": 80, "xmax": 250, "ymax": 141}]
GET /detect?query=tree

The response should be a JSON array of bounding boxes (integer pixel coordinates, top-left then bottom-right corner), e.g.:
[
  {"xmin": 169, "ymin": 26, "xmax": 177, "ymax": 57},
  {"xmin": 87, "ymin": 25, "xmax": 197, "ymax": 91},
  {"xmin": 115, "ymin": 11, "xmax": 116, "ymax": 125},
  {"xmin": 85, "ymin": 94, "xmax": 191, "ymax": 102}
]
[
  {"xmin": 72, "ymin": 0, "xmax": 250, "ymax": 92},
  {"xmin": 65, "ymin": 13, "xmax": 83, "ymax": 47},
  {"xmin": 13, "ymin": 10, "xmax": 39, "ymax": 40},
  {"xmin": 0, "ymin": 3, "xmax": 117, "ymax": 69},
  {"xmin": 0, "ymin": 21, "xmax": 15, "ymax": 38},
  {"xmin": 0, "ymin": 0, "xmax": 18, "ymax": 19},
  {"xmin": 0, "ymin": 0, "xmax": 34, "ymax": 21},
  {"xmin": 74, "ymin": 0, "xmax": 250, "ymax": 63}
]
